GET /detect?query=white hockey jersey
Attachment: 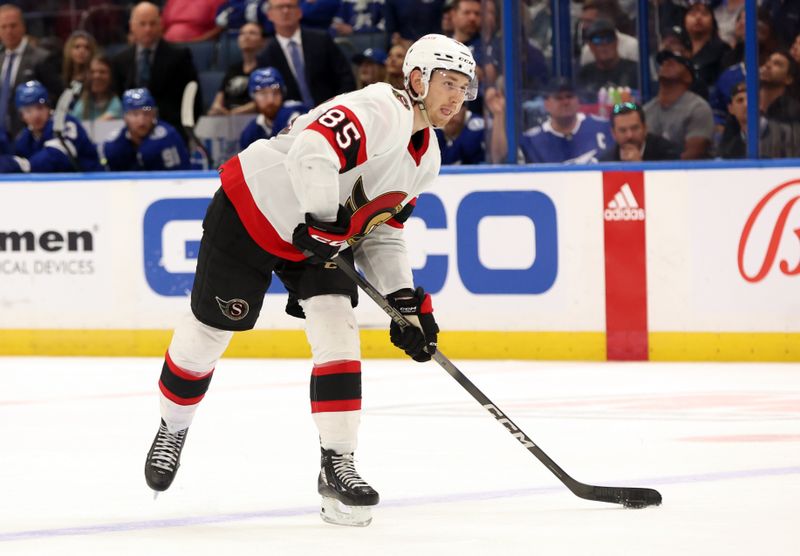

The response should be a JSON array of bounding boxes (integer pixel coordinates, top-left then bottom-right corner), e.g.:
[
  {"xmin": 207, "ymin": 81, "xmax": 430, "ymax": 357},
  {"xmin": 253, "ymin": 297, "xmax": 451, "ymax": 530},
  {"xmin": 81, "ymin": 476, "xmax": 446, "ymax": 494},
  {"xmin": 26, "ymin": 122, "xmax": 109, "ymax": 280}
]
[{"xmin": 220, "ymin": 82, "xmax": 441, "ymax": 295}]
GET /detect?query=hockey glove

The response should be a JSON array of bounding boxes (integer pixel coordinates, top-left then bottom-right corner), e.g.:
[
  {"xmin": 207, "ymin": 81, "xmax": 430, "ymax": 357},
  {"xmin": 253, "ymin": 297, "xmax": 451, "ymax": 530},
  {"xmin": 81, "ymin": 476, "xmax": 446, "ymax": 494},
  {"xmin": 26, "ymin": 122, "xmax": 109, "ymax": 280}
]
[
  {"xmin": 292, "ymin": 205, "xmax": 351, "ymax": 263},
  {"xmin": 387, "ymin": 287, "xmax": 439, "ymax": 362}
]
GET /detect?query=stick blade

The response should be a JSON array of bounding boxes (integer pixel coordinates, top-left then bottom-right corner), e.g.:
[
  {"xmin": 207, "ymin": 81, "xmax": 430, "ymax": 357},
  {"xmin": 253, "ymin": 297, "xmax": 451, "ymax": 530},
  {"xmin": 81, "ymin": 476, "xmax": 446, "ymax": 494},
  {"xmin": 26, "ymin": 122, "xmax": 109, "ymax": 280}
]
[{"xmin": 578, "ymin": 485, "xmax": 662, "ymax": 508}]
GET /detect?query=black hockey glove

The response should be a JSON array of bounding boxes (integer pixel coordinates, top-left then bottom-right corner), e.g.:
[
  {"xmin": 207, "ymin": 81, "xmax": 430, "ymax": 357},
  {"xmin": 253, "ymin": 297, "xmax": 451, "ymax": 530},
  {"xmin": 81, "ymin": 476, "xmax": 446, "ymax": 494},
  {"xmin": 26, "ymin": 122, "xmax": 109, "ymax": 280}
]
[
  {"xmin": 292, "ymin": 205, "xmax": 351, "ymax": 263},
  {"xmin": 387, "ymin": 287, "xmax": 439, "ymax": 362}
]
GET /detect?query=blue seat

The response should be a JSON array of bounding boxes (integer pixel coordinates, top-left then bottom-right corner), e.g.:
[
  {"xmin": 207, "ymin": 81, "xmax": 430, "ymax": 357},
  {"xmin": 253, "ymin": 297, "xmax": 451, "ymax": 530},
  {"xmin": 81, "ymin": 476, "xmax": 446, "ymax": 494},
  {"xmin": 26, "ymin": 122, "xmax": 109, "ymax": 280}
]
[
  {"xmin": 198, "ymin": 70, "xmax": 225, "ymax": 111},
  {"xmin": 177, "ymin": 41, "xmax": 217, "ymax": 73},
  {"xmin": 216, "ymin": 32, "xmax": 242, "ymax": 70}
]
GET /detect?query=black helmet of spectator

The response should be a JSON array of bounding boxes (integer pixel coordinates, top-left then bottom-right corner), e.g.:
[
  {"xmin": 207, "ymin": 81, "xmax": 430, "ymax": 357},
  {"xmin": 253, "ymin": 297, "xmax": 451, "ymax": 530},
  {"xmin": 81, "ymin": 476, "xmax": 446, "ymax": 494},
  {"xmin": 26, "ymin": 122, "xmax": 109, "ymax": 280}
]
[{"xmin": 662, "ymin": 25, "xmax": 692, "ymax": 53}]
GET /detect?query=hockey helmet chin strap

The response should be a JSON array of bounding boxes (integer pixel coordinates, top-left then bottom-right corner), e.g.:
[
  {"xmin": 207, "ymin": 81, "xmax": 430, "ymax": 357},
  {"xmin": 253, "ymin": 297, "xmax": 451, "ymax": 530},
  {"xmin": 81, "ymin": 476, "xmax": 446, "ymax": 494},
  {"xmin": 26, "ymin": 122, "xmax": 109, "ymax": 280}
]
[{"xmin": 407, "ymin": 79, "xmax": 438, "ymax": 129}]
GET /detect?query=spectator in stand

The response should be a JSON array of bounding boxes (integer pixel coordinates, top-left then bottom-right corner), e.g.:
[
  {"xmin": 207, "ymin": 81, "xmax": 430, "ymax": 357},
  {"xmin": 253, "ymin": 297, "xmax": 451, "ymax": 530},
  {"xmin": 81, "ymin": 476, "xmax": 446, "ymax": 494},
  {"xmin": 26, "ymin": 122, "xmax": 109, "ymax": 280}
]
[
  {"xmin": 299, "ymin": 0, "xmax": 341, "ymax": 30},
  {"xmin": 351, "ymin": 47, "xmax": 387, "ymax": 89},
  {"xmin": 384, "ymin": 0, "xmax": 444, "ymax": 48},
  {"xmin": 102, "ymin": 88, "xmax": 190, "ymax": 171},
  {"xmin": 331, "ymin": 0, "xmax": 385, "ymax": 37},
  {"xmin": 0, "ymin": 4, "xmax": 62, "ymax": 136},
  {"xmin": 450, "ymin": 0, "xmax": 479, "ymax": 52},
  {"xmin": 239, "ymin": 67, "xmax": 308, "ymax": 149},
  {"xmin": 719, "ymin": 8, "xmax": 778, "ymax": 69},
  {"xmin": 70, "ymin": 55, "xmax": 123, "ymax": 122},
  {"xmin": 685, "ymin": 0, "xmax": 731, "ymax": 93},
  {"xmin": 441, "ymin": 0, "xmax": 454, "ymax": 37},
  {"xmin": 761, "ymin": 0, "xmax": 800, "ymax": 50},
  {"xmin": 111, "ymin": 2, "xmax": 201, "ymax": 142},
  {"xmin": 711, "ymin": 12, "xmax": 778, "ymax": 127},
  {"xmin": 714, "ymin": 0, "xmax": 744, "ymax": 47},
  {"xmin": 208, "ymin": 22, "xmax": 265, "ymax": 115},
  {"xmin": 578, "ymin": 0, "xmax": 638, "ymax": 65},
  {"xmin": 644, "ymin": 49, "xmax": 714, "ymax": 159},
  {"xmin": 598, "ymin": 101, "xmax": 681, "ymax": 161},
  {"xmin": 507, "ymin": 78, "xmax": 612, "ymax": 164},
  {"xmin": 652, "ymin": 25, "xmax": 709, "ymax": 100},
  {"xmin": 256, "ymin": 0, "xmax": 355, "ymax": 107},
  {"xmin": 162, "ymin": 0, "xmax": 226, "ymax": 43},
  {"xmin": 790, "ymin": 32, "xmax": 800, "ymax": 64},
  {"xmin": 719, "ymin": 82, "xmax": 800, "ymax": 158},
  {"xmin": 759, "ymin": 50, "xmax": 800, "ymax": 122},
  {"xmin": 0, "ymin": 80, "xmax": 102, "ymax": 173},
  {"xmin": 434, "ymin": 104, "xmax": 484, "ymax": 164},
  {"xmin": 61, "ymin": 30, "xmax": 97, "ymax": 88},
  {"xmin": 216, "ymin": 0, "xmax": 274, "ymax": 36},
  {"xmin": 384, "ymin": 42, "xmax": 406, "ymax": 89},
  {"xmin": 450, "ymin": 0, "xmax": 483, "ymax": 113},
  {"xmin": 577, "ymin": 18, "xmax": 639, "ymax": 93}
]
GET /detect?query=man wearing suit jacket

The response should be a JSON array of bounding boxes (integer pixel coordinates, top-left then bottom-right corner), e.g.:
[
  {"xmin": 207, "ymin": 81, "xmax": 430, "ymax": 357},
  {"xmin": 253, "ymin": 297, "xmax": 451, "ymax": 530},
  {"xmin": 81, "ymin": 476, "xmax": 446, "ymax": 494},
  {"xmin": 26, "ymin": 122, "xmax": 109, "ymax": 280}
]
[
  {"xmin": 256, "ymin": 0, "xmax": 355, "ymax": 108},
  {"xmin": 0, "ymin": 4, "xmax": 61, "ymax": 137},
  {"xmin": 110, "ymin": 2, "xmax": 200, "ymax": 142}
]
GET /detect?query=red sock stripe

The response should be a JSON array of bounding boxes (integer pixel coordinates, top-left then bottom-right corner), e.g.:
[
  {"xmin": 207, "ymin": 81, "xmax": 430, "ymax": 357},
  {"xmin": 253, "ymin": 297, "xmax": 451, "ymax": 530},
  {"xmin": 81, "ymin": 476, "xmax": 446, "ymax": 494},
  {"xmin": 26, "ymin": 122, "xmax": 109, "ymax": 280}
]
[
  {"xmin": 311, "ymin": 399, "xmax": 362, "ymax": 413},
  {"xmin": 165, "ymin": 351, "xmax": 214, "ymax": 380},
  {"xmin": 312, "ymin": 360, "xmax": 361, "ymax": 376},
  {"xmin": 159, "ymin": 380, "xmax": 206, "ymax": 406}
]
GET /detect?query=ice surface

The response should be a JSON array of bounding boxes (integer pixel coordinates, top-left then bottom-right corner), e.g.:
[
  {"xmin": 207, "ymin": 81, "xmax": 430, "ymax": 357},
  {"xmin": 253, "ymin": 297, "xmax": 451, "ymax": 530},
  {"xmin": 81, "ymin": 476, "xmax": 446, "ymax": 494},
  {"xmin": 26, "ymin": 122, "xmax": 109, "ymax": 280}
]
[{"xmin": 1, "ymin": 357, "xmax": 798, "ymax": 555}]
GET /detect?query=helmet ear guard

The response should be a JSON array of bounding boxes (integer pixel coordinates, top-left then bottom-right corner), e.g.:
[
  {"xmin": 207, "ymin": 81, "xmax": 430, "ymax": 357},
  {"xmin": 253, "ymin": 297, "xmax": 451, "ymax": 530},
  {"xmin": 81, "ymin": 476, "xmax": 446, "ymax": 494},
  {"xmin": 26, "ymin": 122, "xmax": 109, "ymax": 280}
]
[{"xmin": 402, "ymin": 34, "xmax": 478, "ymax": 101}]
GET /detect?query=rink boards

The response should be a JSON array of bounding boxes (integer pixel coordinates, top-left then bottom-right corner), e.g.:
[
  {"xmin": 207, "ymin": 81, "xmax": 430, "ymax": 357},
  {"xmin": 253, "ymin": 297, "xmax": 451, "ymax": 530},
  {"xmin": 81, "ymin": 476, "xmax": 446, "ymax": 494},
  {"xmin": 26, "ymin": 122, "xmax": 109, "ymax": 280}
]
[{"xmin": 1, "ymin": 161, "xmax": 799, "ymax": 360}]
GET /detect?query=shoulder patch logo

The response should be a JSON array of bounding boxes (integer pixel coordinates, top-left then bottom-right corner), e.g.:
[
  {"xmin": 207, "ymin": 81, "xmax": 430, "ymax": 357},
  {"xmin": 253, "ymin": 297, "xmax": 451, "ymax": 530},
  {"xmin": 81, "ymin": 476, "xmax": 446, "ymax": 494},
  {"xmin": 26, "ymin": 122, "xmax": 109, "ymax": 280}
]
[
  {"xmin": 391, "ymin": 88, "xmax": 410, "ymax": 110},
  {"xmin": 215, "ymin": 296, "xmax": 250, "ymax": 321}
]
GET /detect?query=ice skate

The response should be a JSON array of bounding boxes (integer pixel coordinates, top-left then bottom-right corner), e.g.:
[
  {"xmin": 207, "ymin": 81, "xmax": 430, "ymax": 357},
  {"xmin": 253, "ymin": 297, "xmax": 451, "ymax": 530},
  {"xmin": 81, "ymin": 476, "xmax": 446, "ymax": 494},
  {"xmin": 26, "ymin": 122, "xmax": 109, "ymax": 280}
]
[
  {"xmin": 145, "ymin": 419, "xmax": 188, "ymax": 494},
  {"xmin": 318, "ymin": 448, "xmax": 379, "ymax": 527}
]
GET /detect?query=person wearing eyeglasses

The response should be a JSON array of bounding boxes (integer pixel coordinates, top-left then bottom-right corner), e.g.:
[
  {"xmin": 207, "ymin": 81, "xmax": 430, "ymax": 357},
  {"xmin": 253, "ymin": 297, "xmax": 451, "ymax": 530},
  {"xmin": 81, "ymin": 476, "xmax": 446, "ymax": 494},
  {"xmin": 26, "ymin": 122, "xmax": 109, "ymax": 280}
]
[
  {"xmin": 643, "ymin": 49, "xmax": 714, "ymax": 159},
  {"xmin": 577, "ymin": 18, "xmax": 638, "ymax": 93},
  {"xmin": 598, "ymin": 102, "xmax": 680, "ymax": 162}
]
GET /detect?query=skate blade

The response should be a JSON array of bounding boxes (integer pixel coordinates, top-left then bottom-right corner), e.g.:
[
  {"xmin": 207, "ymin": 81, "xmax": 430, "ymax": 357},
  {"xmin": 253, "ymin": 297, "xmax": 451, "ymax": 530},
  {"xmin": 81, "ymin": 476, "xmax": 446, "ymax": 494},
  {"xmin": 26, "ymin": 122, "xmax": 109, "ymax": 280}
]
[
  {"xmin": 320, "ymin": 496, "xmax": 373, "ymax": 527},
  {"xmin": 152, "ymin": 490, "xmax": 160, "ymax": 501}
]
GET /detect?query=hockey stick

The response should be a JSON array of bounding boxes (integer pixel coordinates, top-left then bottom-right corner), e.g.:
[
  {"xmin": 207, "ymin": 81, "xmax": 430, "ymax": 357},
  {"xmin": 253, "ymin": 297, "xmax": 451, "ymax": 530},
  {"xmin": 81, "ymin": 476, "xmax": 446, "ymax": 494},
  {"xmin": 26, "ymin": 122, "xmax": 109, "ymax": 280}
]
[
  {"xmin": 333, "ymin": 257, "xmax": 662, "ymax": 509},
  {"xmin": 181, "ymin": 81, "xmax": 210, "ymax": 170},
  {"xmin": 52, "ymin": 80, "xmax": 82, "ymax": 171}
]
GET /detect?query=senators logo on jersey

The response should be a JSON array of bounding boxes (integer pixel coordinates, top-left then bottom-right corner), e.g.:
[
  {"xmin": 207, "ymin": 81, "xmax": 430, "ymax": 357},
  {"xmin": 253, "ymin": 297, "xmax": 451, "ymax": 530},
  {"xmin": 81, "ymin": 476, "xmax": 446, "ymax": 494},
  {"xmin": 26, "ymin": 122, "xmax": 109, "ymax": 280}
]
[{"xmin": 344, "ymin": 177, "xmax": 405, "ymax": 245}]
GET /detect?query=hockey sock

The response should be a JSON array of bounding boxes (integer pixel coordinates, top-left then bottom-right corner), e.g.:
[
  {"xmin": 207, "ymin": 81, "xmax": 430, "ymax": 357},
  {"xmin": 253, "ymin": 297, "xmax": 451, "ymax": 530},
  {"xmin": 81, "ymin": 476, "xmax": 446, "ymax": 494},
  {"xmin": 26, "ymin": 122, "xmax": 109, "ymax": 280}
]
[{"xmin": 311, "ymin": 360, "xmax": 362, "ymax": 455}]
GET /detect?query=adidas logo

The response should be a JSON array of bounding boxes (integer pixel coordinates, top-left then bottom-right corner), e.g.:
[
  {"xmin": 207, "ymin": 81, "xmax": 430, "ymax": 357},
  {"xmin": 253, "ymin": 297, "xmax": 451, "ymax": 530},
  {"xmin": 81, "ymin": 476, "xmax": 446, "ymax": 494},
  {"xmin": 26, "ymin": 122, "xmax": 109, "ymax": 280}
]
[{"xmin": 604, "ymin": 183, "xmax": 645, "ymax": 221}]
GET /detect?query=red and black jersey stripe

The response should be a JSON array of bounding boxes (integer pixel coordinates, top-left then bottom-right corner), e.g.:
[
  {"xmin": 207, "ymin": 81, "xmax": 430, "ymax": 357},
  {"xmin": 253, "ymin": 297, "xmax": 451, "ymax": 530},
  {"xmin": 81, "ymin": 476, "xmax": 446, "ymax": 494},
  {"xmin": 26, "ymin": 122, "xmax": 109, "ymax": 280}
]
[{"xmin": 306, "ymin": 105, "xmax": 368, "ymax": 173}]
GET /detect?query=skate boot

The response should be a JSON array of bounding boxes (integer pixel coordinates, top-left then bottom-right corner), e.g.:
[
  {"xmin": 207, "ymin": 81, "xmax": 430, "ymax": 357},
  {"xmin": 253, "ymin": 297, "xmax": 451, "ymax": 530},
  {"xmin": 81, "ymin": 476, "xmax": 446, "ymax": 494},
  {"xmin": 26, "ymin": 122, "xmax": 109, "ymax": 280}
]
[
  {"xmin": 318, "ymin": 448, "xmax": 379, "ymax": 527},
  {"xmin": 144, "ymin": 419, "xmax": 188, "ymax": 493}
]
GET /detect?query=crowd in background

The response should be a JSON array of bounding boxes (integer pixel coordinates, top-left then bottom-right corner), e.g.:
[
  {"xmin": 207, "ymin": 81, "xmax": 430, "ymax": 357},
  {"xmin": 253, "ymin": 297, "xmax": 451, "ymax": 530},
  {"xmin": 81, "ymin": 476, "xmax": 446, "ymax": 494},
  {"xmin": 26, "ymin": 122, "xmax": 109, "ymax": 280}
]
[{"xmin": 1, "ymin": 0, "xmax": 800, "ymax": 173}]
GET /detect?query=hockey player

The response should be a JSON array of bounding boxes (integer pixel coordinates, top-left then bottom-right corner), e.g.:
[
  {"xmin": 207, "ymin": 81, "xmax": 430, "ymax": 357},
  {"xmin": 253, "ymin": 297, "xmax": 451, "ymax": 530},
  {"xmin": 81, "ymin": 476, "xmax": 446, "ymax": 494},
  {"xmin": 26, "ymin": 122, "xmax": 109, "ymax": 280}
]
[
  {"xmin": 101, "ymin": 88, "xmax": 190, "ymax": 172},
  {"xmin": 239, "ymin": 67, "xmax": 309, "ymax": 150},
  {"xmin": 144, "ymin": 33, "xmax": 477, "ymax": 527},
  {"xmin": 0, "ymin": 80, "xmax": 102, "ymax": 173}
]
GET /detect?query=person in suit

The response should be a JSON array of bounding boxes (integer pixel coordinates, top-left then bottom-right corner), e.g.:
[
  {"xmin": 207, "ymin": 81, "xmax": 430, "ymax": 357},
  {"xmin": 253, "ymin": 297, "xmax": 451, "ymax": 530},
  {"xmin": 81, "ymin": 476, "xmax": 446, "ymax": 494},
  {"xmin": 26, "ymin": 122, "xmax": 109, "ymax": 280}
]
[
  {"xmin": 110, "ymin": 1, "xmax": 200, "ymax": 141},
  {"xmin": 0, "ymin": 4, "xmax": 61, "ymax": 137},
  {"xmin": 255, "ymin": 0, "xmax": 355, "ymax": 108}
]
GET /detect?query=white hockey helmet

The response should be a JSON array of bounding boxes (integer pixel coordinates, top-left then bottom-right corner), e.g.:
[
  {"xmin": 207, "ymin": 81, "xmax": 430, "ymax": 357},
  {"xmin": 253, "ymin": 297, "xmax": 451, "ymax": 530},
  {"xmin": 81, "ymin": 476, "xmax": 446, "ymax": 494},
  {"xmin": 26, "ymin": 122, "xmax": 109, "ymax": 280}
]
[{"xmin": 403, "ymin": 34, "xmax": 478, "ymax": 101}]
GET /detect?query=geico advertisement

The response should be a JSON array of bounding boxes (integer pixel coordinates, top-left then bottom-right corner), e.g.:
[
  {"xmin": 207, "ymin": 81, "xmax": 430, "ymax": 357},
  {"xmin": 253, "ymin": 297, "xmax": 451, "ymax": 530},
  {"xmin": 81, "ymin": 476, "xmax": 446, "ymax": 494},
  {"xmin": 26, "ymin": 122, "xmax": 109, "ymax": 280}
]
[
  {"xmin": 646, "ymin": 168, "xmax": 800, "ymax": 331},
  {"xmin": 0, "ymin": 172, "xmax": 605, "ymax": 330}
]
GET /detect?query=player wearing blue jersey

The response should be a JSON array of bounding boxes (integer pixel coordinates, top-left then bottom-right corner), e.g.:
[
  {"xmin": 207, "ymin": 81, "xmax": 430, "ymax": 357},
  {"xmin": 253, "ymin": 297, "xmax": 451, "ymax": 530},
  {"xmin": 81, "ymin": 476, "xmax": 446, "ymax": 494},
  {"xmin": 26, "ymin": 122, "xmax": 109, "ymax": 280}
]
[
  {"xmin": 239, "ymin": 67, "xmax": 309, "ymax": 149},
  {"xmin": 520, "ymin": 78, "xmax": 612, "ymax": 164},
  {"xmin": 101, "ymin": 88, "xmax": 190, "ymax": 172},
  {"xmin": 0, "ymin": 81, "xmax": 102, "ymax": 174},
  {"xmin": 434, "ymin": 105, "xmax": 485, "ymax": 164}
]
